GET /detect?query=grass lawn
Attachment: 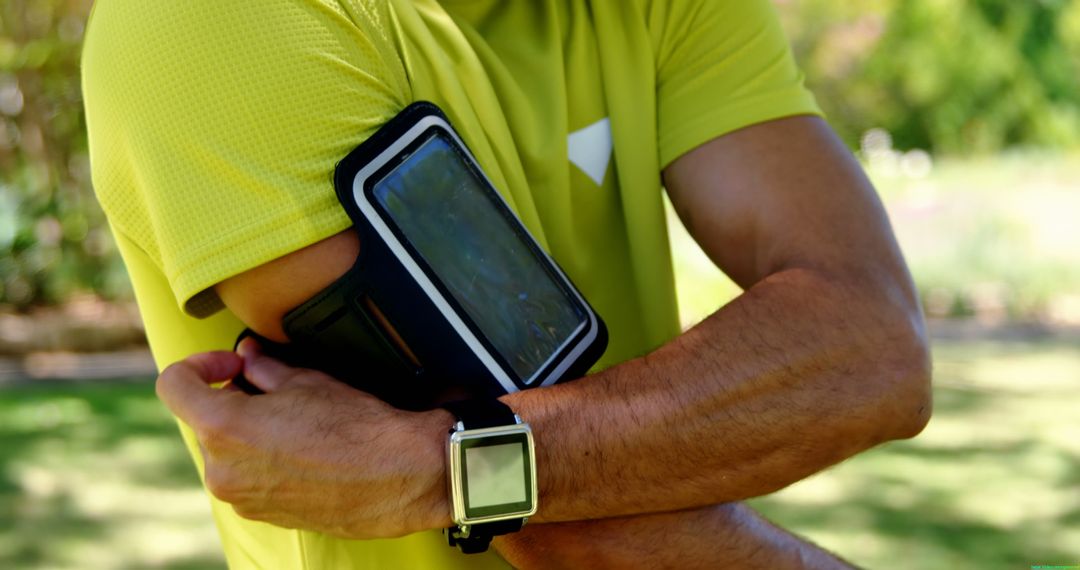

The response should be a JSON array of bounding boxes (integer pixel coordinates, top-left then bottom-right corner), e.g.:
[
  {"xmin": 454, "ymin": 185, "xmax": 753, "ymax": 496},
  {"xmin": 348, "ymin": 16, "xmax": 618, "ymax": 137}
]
[
  {"xmin": 0, "ymin": 381, "xmax": 224, "ymax": 569},
  {"xmin": 752, "ymin": 337, "xmax": 1080, "ymax": 568},
  {"xmin": 667, "ymin": 152, "xmax": 1080, "ymax": 568},
  {"xmin": 2, "ymin": 339, "xmax": 1077, "ymax": 569},
  {"xmin": 2, "ymin": 154, "xmax": 1078, "ymax": 568}
]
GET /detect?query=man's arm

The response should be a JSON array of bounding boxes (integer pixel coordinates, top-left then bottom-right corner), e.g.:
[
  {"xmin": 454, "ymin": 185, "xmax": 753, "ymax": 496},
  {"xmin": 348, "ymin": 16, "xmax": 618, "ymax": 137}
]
[
  {"xmin": 162, "ymin": 115, "xmax": 930, "ymax": 535},
  {"xmin": 501, "ymin": 114, "xmax": 931, "ymax": 522},
  {"xmin": 165, "ymin": 341, "xmax": 854, "ymax": 569},
  {"xmin": 495, "ymin": 502, "xmax": 853, "ymax": 569}
]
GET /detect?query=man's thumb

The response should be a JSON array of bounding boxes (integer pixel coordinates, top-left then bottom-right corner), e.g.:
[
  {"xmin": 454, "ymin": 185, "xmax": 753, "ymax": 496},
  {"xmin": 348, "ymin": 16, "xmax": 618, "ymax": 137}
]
[{"xmin": 156, "ymin": 351, "xmax": 244, "ymax": 423}]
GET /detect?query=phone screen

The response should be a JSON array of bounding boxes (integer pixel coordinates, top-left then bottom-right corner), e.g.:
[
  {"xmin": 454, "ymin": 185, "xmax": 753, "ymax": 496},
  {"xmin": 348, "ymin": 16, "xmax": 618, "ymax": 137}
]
[{"xmin": 372, "ymin": 133, "xmax": 586, "ymax": 382}]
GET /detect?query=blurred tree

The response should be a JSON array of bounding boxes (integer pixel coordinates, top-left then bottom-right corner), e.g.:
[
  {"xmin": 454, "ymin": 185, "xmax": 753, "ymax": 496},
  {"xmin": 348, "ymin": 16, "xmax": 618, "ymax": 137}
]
[
  {"xmin": 778, "ymin": 0, "xmax": 1080, "ymax": 154},
  {"xmin": 1, "ymin": 0, "xmax": 1079, "ymax": 310},
  {"xmin": 0, "ymin": 0, "xmax": 130, "ymax": 309}
]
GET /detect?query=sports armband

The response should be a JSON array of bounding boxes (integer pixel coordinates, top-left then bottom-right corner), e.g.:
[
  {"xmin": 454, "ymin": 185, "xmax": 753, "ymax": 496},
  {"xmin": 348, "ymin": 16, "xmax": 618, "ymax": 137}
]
[{"xmin": 234, "ymin": 102, "xmax": 607, "ymax": 409}]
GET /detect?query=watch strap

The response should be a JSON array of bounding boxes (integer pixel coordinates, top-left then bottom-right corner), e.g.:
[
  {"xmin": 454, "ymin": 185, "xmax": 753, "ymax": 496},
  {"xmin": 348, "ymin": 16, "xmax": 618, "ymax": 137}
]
[
  {"xmin": 442, "ymin": 398, "xmax": 517, "ymax": 429},
  {"xmin": 446, "ymin": 518, "xmax": 524, "ymax": 554},
  {"xmin": 442, "ymin": 398, "xmax": 528, "ymax": 554}
]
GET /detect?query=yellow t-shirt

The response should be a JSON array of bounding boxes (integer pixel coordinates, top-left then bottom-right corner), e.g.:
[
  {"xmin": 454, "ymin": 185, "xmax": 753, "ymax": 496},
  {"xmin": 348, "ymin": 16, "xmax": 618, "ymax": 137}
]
[{"xmin": 83, "ymin": 0, "xmax": 820, "ymax": 567}]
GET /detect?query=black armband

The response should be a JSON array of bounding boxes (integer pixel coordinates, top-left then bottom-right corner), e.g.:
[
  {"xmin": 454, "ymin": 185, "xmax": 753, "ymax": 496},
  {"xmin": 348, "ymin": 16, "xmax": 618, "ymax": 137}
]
[{"xmin": 233, "ymin": 102, "xmax": 607, "ymax": 410}]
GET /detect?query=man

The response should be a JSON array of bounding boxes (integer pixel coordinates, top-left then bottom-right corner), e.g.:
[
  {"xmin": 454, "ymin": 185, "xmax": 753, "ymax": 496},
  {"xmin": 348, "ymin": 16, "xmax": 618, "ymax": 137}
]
[{"xmin": 83, "ymin": 0, "xmax": 930, "ymax": 567}]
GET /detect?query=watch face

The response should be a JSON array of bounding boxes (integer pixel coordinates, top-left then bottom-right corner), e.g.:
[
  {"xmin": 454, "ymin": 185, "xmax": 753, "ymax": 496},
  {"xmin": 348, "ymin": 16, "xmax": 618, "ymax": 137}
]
[
  {"xmin": 450, "ymin": 426, "xmax": 537, "ymax": 524},
  {"xmin": 465, "ymin": 442, "xmax": 528, "ymax": 508}
]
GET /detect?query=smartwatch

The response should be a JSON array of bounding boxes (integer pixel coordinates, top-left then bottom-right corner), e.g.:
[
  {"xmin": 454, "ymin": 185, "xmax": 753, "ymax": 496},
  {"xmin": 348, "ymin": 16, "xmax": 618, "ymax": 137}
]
[
  {"xmin": 443, "ymin": 399, "xmax": 537, "ymax": 554},
  {"xmin": 232, "ymin": 102, "xmax": 607, "ymax": 410}
]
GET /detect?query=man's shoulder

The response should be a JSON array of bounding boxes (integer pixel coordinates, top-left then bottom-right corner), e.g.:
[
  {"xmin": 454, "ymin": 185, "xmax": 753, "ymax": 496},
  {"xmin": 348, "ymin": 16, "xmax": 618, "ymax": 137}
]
[
  {"xmin": 83, "ymin": 0, "xmax": 411, "ymax": 320},
  {"xmin": 84, "ymin": 0, "xmax": 400, "ymax": 69}
]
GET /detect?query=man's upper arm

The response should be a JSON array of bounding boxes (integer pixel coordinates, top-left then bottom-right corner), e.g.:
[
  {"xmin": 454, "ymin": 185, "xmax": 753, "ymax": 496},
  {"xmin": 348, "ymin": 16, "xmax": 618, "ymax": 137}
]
[
  {"xmin": 663, "ymin": 115, "xmax": 920, "ymax": 313},
  {"xmin": 83, "ymin": 1, "xmax": 408, "ymax": 320},
  {"xmin": 650, "ymin": 0, "xmax": 821, "ymax": 169},
  {"xmin": 221, "ymin": 115, "xmax": 921, "ymax": 349},
  {"xmin": 215, "ymin": 229, "xmax": 359, "ymax": 343}
]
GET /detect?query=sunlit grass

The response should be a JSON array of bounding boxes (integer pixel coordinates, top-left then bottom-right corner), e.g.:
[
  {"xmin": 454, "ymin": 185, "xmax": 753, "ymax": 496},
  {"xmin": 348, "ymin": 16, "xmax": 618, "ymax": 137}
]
[
  {"xmin": 669, "ymin": 152, "xmax": 1080, "ymax": 324},
  {"xmin": 2, "ymin": 155, "xmax": 1078, "ymax": 568},
  {"xmin": 3, "ymin": 340, "xmax": 1076, "ymax": 569},
  {"xmin": 751, "ymin": 339, "xmax": 1080, "ymax": 569},
  {"xmin": 0, "ymin": 382, "xmax": 224, "ymax": 569},
  {"xmin": 666, "ymin": 154, "xmax": 1080, "ymax": 568},
  {"xmin": 874, "ymin": 152, "xmax": 1080, "ymax": 321}
]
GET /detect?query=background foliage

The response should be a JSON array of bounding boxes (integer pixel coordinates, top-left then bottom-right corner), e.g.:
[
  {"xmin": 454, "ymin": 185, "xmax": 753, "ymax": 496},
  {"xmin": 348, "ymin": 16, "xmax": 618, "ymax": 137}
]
[
  {"xmin": 779, "ymin": 0, "xmax": 1080, "ymax": 153},
  {"xmin": 2, "ymin": 0, "xmax": 1080, "ymax": 312},
  {"xmin": 0, "ymin": 0, "xmax": 129, "ymax": 310},
  {"xmin": 6, "ymin": 338, "xmax": 1078, "ymax": 570},
  {"xmin": 2, "ymin": 2, "xmax": 1078, "ymax": 570}
]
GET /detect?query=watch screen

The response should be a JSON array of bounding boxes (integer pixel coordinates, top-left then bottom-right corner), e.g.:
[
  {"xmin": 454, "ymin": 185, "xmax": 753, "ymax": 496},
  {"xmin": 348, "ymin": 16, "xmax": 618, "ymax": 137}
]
[
  {"xmin": 373, "ymin": 133, "xmax": 587, "ymax": 382},
  {"xmin": 465, "ymin": 443, "xmax": 527, "ymax": 508}
]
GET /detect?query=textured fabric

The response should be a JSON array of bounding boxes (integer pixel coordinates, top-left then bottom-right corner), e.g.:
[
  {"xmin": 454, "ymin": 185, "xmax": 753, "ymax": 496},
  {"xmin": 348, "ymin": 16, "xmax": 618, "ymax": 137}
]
[
  {"xmin": 83, "ymin": 0, "xmax": 820, "ymax": 568},
  {"xmin": 84, "ymin": 1, "xmax": 410, "ymax": 318}
]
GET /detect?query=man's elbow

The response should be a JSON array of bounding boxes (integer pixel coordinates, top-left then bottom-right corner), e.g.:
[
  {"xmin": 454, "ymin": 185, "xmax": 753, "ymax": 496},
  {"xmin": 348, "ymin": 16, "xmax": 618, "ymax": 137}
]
[
  {"xmin": 891, "ymin": 339, "xmax": 932, "ymax": 441},
  {"xmin": 871, "ymin": 305, "xmax": 933, "ymax": 443}
]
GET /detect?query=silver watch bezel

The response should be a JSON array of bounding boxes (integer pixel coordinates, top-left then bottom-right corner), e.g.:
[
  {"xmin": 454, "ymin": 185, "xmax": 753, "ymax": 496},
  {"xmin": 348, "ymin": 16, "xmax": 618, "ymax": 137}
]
[{"xmin": 447, "ymin": 421, "xmax": 538, "ymax": 528}]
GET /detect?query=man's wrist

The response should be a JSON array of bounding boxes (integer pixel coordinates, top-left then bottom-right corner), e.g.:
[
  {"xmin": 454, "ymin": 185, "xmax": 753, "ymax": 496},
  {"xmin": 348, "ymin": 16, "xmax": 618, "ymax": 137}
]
[{"xmin": 408, "ymin": 407, "xmax": 457, "ymax": 532}]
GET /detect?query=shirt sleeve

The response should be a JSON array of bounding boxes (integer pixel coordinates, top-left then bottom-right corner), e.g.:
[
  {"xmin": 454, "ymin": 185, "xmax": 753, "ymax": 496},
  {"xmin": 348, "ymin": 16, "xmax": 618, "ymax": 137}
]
[
  {"xmin": 83, "ymin": 0, "xmax": 411, "ymax": 317},
  {"xmin": 648, "ymin": 0, "xmax": 823, "ymax": 168}
]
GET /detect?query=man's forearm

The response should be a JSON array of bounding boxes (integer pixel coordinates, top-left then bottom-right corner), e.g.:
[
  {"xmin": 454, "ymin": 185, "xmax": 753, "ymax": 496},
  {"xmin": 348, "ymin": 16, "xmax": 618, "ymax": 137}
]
[
  {"xmin": 491, "ymin": 264, "xmax": 930, "ymax": 523},
  {"xmin": 495, "ymin": 502, "xmax": 854, "ymax": 569},
  {"xmin": 190, "ymin": 117, "xmax": 931, "ymax": 541}
]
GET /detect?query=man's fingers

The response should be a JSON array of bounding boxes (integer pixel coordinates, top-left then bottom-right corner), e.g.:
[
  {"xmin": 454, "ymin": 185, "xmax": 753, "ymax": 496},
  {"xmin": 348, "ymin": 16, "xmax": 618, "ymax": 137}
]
[
  {"xmin": 157, "ymin": 351, "xmax": 244, "ymax": 423},
  {"xmin": 237, "ymin": 337, "xmax": 301, "ymax": 393},
  {"xmin": 187, "ymin": 350, "xmax": 246, "ymax": 384}
]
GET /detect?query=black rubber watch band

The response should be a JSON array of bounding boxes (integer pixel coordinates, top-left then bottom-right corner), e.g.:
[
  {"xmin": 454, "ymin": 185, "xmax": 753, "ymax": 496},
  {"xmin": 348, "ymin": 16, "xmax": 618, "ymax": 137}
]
[{"xmin": 447, "ymin": 518, "xmax": 524, "ymax": 554}]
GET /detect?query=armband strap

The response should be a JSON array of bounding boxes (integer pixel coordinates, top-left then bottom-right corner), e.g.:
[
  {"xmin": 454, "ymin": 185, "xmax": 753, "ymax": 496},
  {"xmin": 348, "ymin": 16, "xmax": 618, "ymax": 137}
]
[{"xmin": 230, "ymin": 263, "xmax": 424, "ymax": 407}]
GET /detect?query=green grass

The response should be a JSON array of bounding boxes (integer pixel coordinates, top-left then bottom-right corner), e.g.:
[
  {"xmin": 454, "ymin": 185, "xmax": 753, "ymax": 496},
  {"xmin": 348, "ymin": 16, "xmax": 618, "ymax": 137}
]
[
  {"xmin": 753, "ymin": 338, "xmax": 1080, "ymax": 569},
  {"xmin": 669, "ymin": 152, "xmax": 1080, "ymax": 324},
  {"xmin": 2, "ymin": 339, "xmax": 1077, "ymax": 569},
  {"xmin": 0, "ymin": 382, "xmax": 225, "ymax": 570},
  {"xmin": 3, "ymin": 154, "xmax": 1079, "ymax": 568}
]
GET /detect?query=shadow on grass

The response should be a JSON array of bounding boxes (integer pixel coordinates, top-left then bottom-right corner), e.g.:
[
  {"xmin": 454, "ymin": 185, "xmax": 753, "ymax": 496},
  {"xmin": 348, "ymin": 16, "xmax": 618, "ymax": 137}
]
[
  {"xmin": 0, "ymin": 380, "xmax": 220, "ymax": 569},
  {"xmin": 926, "ymin": 382, "xmax": 997, "ymax": 415},
  {"xmin": 756, "ymin": 485, "xmax": 1076, "ymax": 567},
  {"xmin": 0, "ymin": 491, "xmax": 110, "ymax": 567},
  {"xmin": 753, "ymin": 339, "xmax": 1080, "ymax": 568},
  {"xmin": 0, "ymin": 380, "xmax": 197, "ymax": 487},
  {"xmin": 3, "ymin": 337, "xmax": 1078, "ymax": 569},
  {"xmin": 159, "ymin": 555, "xmax": 235, "ymax": 570},
  {"xmin": 1054, "ymin": 455, "xmax": 1080, "ymax": 529}
]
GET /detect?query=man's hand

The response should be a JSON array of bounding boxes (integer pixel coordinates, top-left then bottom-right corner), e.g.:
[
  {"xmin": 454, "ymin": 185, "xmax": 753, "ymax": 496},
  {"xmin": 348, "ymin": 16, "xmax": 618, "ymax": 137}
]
[
  {"xmin": 156, "ymin": 338, "xmax": 453, "ymax": 539},
  {"xmin": 161, "ymin": 341, "xmax": 854, "ymax": 567},
  {"xmin": 204, "ymin": 115, "xmax": 930, "ymax": 539}
]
